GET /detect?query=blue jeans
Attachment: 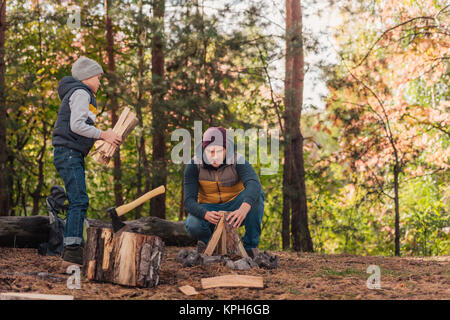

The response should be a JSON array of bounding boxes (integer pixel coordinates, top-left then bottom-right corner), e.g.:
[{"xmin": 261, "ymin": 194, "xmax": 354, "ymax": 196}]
[
  {"xmin": 184, "ymin": 189, "xmax": 264, "ymax": 250},
  {"xmin": 53, "ymin": 146, "xmax": 88, "ymax": 246}
]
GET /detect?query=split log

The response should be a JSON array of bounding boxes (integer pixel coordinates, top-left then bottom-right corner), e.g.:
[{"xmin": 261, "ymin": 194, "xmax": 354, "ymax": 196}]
[
  {"xmin": 0, "ymin": 293, "xmax": 74, "ymax": 300},
  {"xmin": 204, "ymin": 214, "xmax": 225, "ymax": 256},
  {"xmin": 83, "ymin": 227, "xmax": 164, "ymax": 287},
  {"xmin": 204, "ymin": 211, "xmax": 248, "ymax": 258},
  {"xmin": 223, "ymin": 212, "xmax": 248, "ymax": 258},
  {"xmin": 0, "ymin": 216, "xmax": 196, "ymax": 248},
  {"xmin": 201, "ymin": 275, "xmax": 264, "ymax": 289},
  {"xmin": 91, "ymin": 107, "xmax": 139, "ymax": 165}
]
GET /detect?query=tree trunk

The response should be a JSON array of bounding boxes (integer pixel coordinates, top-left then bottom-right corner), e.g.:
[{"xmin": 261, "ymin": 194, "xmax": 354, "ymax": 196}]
[
  {"xmin": 0, "ymin": 216, "xmax": 196, "ymax": 248},
  {"xmin": 394, "ymin": 164, "xmax": 400, "ymax": 256},
  {"xmin": 0, "ymin": 0, "xmax": 8, "ymax": 216},
  {"xmin": 282, "ymin": 145, "xmax": 291, "ymax": 249},
  {"xmin": 134, "ymin": 0, "xmax": 147, "ymax": 219},
  {"xmin": 282, "ymin": 0, "xmax": 293, "ymax": 250},
  {"xmin": 30, "ymin": 2, "xmax": 46, "ymax": 216},
  {"xmin": 84, "ymin": 227, "xmax": 164, "ymax": 287},
  {"xmin": 31, "ymin": 121, "xmax": 47, "ymax": 216},
  {"xmin": 284, "ymin": 0, "xmax": 313, "ymax": 252},
  {"xmin": 135, "ymin": 138, "xmax": 143, "ymax": 219},
  {"xmin": 105, "ymin": 0, "xmax": 123, "ymax": 207},
  {"xmin": 150, "ymin": 0, "xmax": 167, "ymax": 219}
]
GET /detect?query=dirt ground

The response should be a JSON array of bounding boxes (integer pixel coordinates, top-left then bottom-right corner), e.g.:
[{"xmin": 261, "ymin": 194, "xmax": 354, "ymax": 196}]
[{"xmin": 0, "ymin": 246, "xmax": 448, "ymax": 300}]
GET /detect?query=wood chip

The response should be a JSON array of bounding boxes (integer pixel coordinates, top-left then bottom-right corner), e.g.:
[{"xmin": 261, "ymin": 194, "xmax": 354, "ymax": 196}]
[
  {"xmin": 178, "ymin": 285, "xmax": 199, "ymax": 296},
  {"xmin": 201, "ymin": 275, "xmax": 264, "ymax": 289}
]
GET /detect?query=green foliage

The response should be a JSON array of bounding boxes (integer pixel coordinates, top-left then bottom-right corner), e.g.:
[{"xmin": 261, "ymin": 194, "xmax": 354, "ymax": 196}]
[
  {"xmin": 2, "ymin": 0, "xmax": 447, "ymax": 257},
  {"xmin": 401, "ymin": 176, "xmax": 449, "ymax": 256}
]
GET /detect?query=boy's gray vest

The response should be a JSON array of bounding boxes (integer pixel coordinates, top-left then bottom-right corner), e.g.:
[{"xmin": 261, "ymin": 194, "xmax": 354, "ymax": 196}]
[{"xmin": 52, "ymin": 76, "xmax": 98, "ymax": 156}]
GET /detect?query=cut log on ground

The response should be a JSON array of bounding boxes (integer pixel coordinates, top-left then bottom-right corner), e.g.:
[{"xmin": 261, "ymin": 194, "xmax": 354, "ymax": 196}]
[
  {"xmin": 88, "ymin": 216, "xmax": 196, "ymax": 246},
  {"xmin": 0, "ymin": 216, "xmax": 50, "ymax": 248},
  {"xmin": 201, "ymin": 275, "xmax": 264, "ymax": 289},
  {"xmin": 0, "ymin": 216, "xmax": 195, "ymax": 248},
  {"xmin": 83, "ymin": 227, "xmax": 164, "ymax": 287},
  {"xmin": 0, "ymin": 292, "xmax": 74, "ymax": 300},
  {"xmin": 91, "ymin": 107, "xmax": 139, "ymax": 165}
]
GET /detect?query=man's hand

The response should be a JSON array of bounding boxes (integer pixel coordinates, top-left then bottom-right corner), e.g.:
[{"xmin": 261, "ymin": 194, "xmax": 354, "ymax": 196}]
[
  {"xmin": 226, "ymin": 202, "xmax": 251, "ymax": 228},
  {"xmin": 204, "ymin": 211, "xmax": 222, "ymax": 225},
  {"xmin": 100, "ymin": 129, "xmax": 122, "ymax": 147}
]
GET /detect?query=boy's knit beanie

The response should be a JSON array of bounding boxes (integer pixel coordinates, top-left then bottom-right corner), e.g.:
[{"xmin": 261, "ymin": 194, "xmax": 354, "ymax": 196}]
[{"xmin": 72, "ymin": 56, "xmax": 104, "ymax": 81}]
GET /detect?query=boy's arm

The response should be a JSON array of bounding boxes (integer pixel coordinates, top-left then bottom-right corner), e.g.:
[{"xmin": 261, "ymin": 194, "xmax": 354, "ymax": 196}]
[{"xmin": 69, "ymin": 89, "xmax": 102, "ymax": 139}]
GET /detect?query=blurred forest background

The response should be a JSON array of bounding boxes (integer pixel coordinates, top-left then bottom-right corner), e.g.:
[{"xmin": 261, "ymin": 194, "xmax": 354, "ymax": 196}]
[{"xmin": 0, "ymin": 0, "xmax": 448, "ymax": 256}]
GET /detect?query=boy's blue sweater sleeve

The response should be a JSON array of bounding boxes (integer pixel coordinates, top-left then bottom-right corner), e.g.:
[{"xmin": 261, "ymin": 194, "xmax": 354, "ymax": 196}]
[
  {"xmin": 183, "ymin": 161, "xmax": 208, "ymax": 219},
  {"xmin": 236, "ymin": 159, "xmax": 262, "ymax": 208}
]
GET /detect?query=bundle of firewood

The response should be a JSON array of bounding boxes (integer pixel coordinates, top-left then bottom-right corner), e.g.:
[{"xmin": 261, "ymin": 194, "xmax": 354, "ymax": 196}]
[{"xmin": 92, "ymin": 107, "xmax": 139, "ymax": 165}]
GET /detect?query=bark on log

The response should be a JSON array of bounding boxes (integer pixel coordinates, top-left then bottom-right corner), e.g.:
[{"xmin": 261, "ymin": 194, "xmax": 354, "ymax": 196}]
[
  {"xmin": 87, "ymin": 216, "xmax": 196, "ymax": 246},
  {"xmin": 83, "ymin": 227, "xmax": 164, "ymax": 287},
  {"xmin": 204, "ymin": 212, "xmax": 248, "ymax": 258},
  {"xmin": 0, "ymin": 216, "xmax": 50, "ymax": 248},
  {"xmin": 223, "ymin": 212, "xmax": 248, "ymax": 258},
  {"xmin": 0, "ymin": 216, "xmax": 196, "ymax": 248}
]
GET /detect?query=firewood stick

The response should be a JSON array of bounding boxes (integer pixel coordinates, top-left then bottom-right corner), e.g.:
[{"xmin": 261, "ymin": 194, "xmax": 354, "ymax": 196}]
[
  {"xmin": 91, "ymin": 107, "xmax": 139, "ymax": 165},
  {"xmin": 104, "ymin": 114, "xmax": 137, "ymax": 156}
]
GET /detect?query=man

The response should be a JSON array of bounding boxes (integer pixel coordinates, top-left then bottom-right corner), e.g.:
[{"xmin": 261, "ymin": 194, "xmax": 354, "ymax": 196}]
[
  {"xmin": 184, "ymin": 127, "xmax": 265, "ymax": 255},
  {"xmin": 52, "ymin": 56, "xmax": 122, "ymax": 264}
]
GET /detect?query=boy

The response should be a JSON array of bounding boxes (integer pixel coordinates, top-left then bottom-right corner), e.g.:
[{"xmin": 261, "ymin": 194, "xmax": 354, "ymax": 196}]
[{"xmin": 52, "ymin": 56, "xmax": 122, "ymax": 265}]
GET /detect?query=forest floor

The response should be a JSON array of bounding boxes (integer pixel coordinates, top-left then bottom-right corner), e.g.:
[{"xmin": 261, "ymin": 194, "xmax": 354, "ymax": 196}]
[{"xmin": 0, "ymin": 246, "xmax": 448, "ymax": 300}]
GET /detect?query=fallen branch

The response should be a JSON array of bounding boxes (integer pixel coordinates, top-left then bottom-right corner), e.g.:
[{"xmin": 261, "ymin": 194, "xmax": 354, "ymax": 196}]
[{"xmin": 0, "ymin": 216, "xmax": 196, "ymax": 248}]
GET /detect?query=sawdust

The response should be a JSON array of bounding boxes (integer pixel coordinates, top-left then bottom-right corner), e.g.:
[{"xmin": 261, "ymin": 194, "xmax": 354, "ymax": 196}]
[{"xmin": 0, "ymin": 247, "xmax": 448, "ymax": 300}]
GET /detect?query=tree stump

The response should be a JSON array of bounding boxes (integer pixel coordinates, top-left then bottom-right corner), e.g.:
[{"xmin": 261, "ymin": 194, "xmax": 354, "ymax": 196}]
[{"xmin": 83, "ymin": 227, "xmax": 164, "ymax": 288}]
